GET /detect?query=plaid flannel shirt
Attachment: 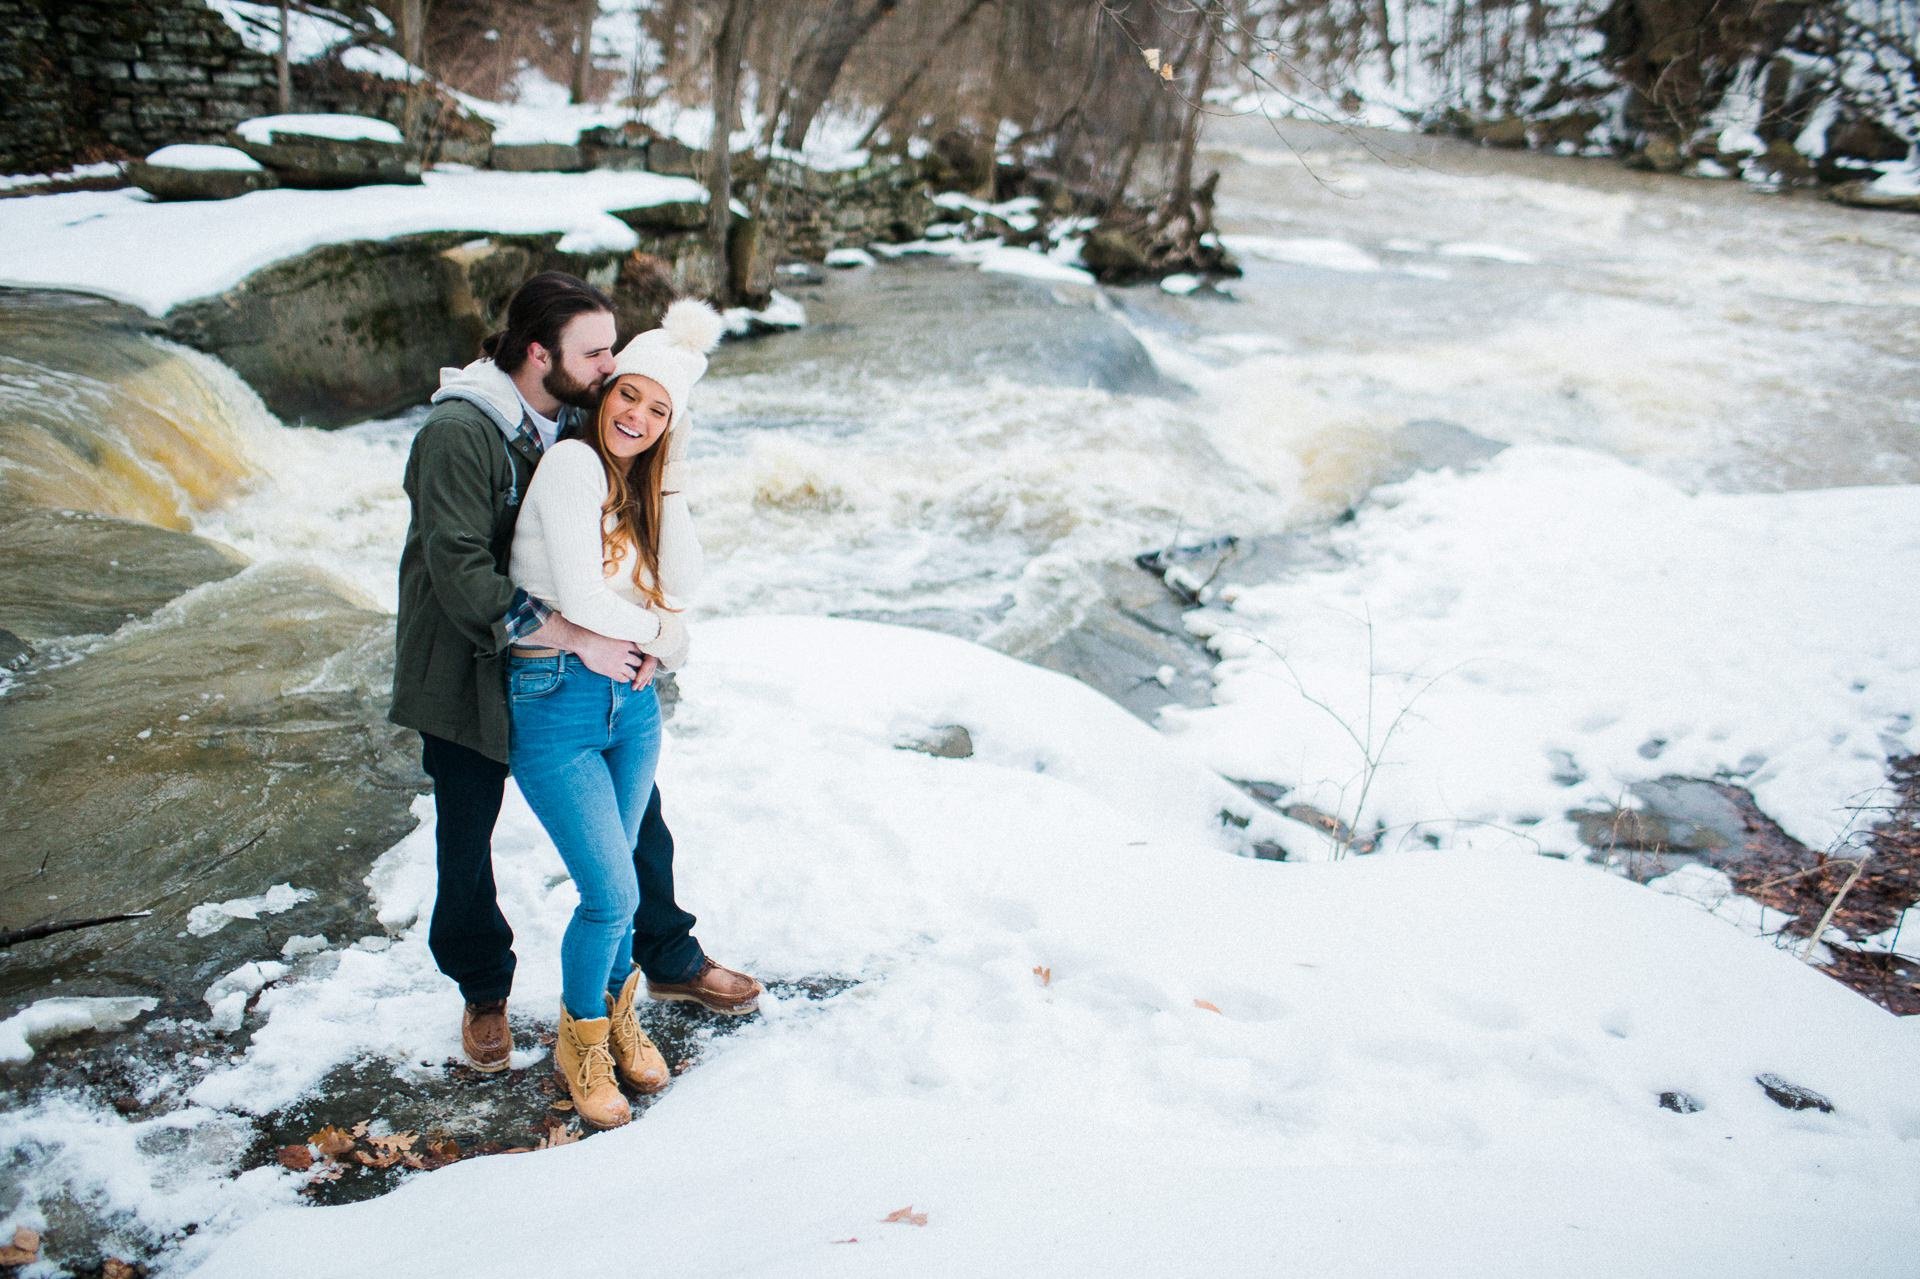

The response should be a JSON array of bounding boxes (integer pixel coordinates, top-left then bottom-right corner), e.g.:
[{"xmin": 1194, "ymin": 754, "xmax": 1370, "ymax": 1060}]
[{"xmin": 500, "ymin": 411, "xmax": 554, "ymax": 644}]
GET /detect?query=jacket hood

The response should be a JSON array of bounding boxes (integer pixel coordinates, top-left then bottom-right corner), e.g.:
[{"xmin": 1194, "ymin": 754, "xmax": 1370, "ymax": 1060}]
[{"xmin": 432, "ymin": 358, "xmax": 525, "ymax": 439}]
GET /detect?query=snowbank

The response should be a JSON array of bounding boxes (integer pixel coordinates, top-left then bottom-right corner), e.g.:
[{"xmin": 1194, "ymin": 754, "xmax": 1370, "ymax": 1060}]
[
  {"xmin": 143, "ymin": 145, "xmax": 264, "ymax": 173},
  {"xmin": 0, "ymin": 170, "xmax": 710, "ymax": 314},
  {"xmin": 34, "ymin": 615, "xmax": 1900, "ymax": 1277},
  {"xmin": 1162, "ymin": 445, "xmax": 1920, "ymax": 852},
  {"xmin": 235, "ymin": 114, "xmax": 404, "ymax": 146},
  {"xmin": 0, "ymin": 998, "xmax": 157, "ymax": 1064}
]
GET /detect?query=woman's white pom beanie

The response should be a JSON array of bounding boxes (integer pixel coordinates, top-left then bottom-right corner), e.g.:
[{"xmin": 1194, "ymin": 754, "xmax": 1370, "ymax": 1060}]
[{"xmin": 611, "ymin": 297, "xmax": 725, "ymax": 429}]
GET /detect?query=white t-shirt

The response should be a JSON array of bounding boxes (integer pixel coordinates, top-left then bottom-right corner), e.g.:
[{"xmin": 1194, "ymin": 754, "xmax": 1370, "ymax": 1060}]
[
  {"xmin": 509, "ymin": 439, "xmax": 705, "ymax": 646},
  {"xmin": 512, "ymin": 385, "xmax": 561, "ymax": 453}
]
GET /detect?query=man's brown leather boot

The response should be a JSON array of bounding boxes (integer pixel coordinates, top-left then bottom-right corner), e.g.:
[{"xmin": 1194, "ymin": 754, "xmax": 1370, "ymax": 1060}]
[
  {"xmin": 462, "ymin": 999, "xmax": 511, "ymax": 1073},
  {"xmin": 646, "ymin": 958, "xmax": 763, "ymax": 1016},
  {"xmin": 606, "ymin": 970, "xmax": 670, "ymax": 1094}
]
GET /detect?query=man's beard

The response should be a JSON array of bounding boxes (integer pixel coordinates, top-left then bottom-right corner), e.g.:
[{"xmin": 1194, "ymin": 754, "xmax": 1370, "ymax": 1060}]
[{"xmin": 543, "ymin": 362, "xmax": 603, "ymax": 411}]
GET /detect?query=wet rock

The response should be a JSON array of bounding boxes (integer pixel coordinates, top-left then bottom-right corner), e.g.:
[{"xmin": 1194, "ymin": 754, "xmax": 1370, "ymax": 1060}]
[
  {"xmin": 1817, "ymin": 116, "xmax": 1909, "ymax": 184},
  {"xmin": 164, "ymin": 232, "xmax": 637, "ymax": 426},
  {"xmin": 1570, "ymin": 775, "xmax": 1806, "ymax": 880},
  {"xmin": 1755, "ymin": 1073, "xmax": 1833, "ymax": 1113},
  {"xmin": 0, "ymin": 564, "xmax": 422, "ymax": 1014},
  {"xmin": 489, "ymin": 142, "xmax": 584, "ymax": 173},
  {"xmin": 1540, "ymin": 110, "xmax": 1605, "ymax": 149},
  {"xmin": 231, "ymin": 126, "xmax": 420, "ymax": 189},
  {"xmin": 1828, "ymin": 181, "xmax": 1920, "ymax": 214},
  {"xmin": 896, "ymin": 724, "xmax": 974, "ymax": 759},
  {"xmin": 1658, "ymin": 1090, "xmax": 1703, "ymax": 1113},
  {"xmin": 0, "ymin": 509, "xmax": 245, "ymax": 642},
  {"xmin": 1080, "ymin": 226, "xmax": 1151, "ymax": 278},
  {"xmin": 1473, "ymin": 118, "xmax": 1533, "ymax": 149},
  {"xmin": 0, "ymin": 629, "xmax": 32, "ymax": 671},
  {"xmin": 127, "ymin": 153, "xmax": 276, "ymax": 202},
  {"xmin": 1633, "ymin": 135, "xmax": 1688, "ymax": 174}
]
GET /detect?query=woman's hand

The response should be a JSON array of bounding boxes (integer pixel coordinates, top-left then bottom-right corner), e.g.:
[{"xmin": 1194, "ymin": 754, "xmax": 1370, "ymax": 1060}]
[{"xmin": 631, "ymin": 653, "xmax": 660, "ymax": 690}]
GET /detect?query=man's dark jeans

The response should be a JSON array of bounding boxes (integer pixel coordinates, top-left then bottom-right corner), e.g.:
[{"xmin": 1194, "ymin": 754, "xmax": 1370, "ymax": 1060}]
[{"xmin": 421, "ymin": 733, "xmax": 704, "ymax": 1005}]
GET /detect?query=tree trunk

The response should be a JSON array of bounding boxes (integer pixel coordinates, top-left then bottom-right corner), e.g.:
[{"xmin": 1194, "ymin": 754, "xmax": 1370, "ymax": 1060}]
[
  {"xmin": 276, "ymin": 0, "xmax": 292, "ymax": 112},
  {"xmin": 570, "ymin": 0, "xmax": 599, "ymax": 104},
  {"xmin": 856, "ymin": 0, "xmax": 997, "ymax": 150},
  {"xmin": 705, "ymin": 0, "xmax": 753, "ymax": 302},
  {"xmin": 778, "ymin": 0, "xmax": 901, "ymax": 152},
  {"xmin": 1170, "ymin": 7, "xmax": 1220, "ymax": 206}
]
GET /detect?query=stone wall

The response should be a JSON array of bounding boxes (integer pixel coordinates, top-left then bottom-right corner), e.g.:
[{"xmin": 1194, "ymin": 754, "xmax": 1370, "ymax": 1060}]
[{"xmin": 0, "ymin": 0, "xmax": 279, "ymax": 175}]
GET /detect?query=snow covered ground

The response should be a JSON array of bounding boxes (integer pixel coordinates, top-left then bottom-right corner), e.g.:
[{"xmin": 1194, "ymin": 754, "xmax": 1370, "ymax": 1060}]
[
  {"xmin": 0, "ymin": 170, "xmax": 710, "ymax": 314},
  {"xmin": 1162, "ymin": 445, "xmax": 1920, "ymax": 854},
  {"xmin": 8, "ymin": 618, "xmax": 1912, "ymax": 1276}
]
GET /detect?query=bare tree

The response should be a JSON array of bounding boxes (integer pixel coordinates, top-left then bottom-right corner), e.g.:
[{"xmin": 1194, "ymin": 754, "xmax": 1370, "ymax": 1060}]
[
  {"xmin": 778, "ymin": 0, "xmax": 904, "ymax": 151},
  {"xmin": 277, "ymin": 0, "xmax": 293, "ymax": 112},
  {"xmin": 705, "ymin": 0, "xmax": 754, "ymax": 299},
  {"xmin": 570, "ymin": 0, "xmax": 599, "ymax": 104}
]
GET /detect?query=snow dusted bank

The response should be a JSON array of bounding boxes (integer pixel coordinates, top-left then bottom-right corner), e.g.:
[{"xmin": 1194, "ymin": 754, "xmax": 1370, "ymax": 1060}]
[{"xmin": 46, "ymin": 618, "xmax": 1893, "ymax": 1276}]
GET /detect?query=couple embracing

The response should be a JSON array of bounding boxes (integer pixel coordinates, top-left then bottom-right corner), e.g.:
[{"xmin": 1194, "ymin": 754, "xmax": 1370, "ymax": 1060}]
[{"xmin": 389, "ymin": 271, "xmax": 759, "ymax": 1130}]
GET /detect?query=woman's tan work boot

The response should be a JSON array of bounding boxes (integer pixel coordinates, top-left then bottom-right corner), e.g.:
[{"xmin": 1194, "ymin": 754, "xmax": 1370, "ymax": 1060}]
[
  {"xmin": 555, "ymin": 1007, "xmax": 631, "ymax": 1130},
  {"xmin": 606, "ymin": 970, "xmax": 670, "ymax": 1094}
]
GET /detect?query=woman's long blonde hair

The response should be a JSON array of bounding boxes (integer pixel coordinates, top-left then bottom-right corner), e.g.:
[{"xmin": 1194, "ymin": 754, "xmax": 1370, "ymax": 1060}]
[{"xmin": 579, "ymin": 374, "xmax": 676, "ymax": 610}]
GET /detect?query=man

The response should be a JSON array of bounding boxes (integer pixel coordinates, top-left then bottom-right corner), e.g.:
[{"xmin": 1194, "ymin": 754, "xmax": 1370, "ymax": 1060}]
[{"xmin": 391, "ymin": 270, "xmax": 762, "ymax": 1073}]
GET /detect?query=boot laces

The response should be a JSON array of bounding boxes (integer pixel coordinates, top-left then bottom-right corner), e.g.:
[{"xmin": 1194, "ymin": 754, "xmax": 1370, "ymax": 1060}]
[{"xmin": 579, "ymin": 1035, "xmax": 619, "ymax": 1093}]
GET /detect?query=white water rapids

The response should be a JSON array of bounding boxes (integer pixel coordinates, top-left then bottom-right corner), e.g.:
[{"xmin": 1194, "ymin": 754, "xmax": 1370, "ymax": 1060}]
[{"xmin": 198, "ymin": 120, "xmax": 1920, "ymax": 652}]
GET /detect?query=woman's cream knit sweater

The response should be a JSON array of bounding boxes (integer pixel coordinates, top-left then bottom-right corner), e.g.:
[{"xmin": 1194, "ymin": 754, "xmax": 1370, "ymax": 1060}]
[{"xmin": 509, "ymin": 439, "xmax": 703, "ymax": 662}]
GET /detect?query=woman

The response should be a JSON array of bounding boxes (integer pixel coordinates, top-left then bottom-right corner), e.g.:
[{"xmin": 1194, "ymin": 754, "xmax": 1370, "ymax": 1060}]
[{"xmin": 506, "ymin": 297, "xmax": 724, "ymax": 1129}]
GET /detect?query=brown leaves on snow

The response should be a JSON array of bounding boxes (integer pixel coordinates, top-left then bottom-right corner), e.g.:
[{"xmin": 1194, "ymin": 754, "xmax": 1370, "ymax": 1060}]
[
  {"xmin": 0, "ymin": 1227, "xmax": 40, "ymax": 1265},
  {"xmin": 882, "ymin": 1206, "xmax": 929, "ymax": 1227}
]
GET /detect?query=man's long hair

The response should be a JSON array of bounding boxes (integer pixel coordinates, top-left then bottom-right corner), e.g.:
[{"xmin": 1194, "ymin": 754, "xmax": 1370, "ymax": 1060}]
[
  {"xmin": 580, "ymin": 376, "xmax": 674, "ymax": 610},
  {"xmin": 480, "ymin": 271, "xmax": 614, "ymax": 373}
]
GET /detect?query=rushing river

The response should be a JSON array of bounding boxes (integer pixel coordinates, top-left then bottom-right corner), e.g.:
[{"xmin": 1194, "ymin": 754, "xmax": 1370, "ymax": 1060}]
[{"xmin": 187, "ymin": 122, "xmax": 1920, "ymax": 652}]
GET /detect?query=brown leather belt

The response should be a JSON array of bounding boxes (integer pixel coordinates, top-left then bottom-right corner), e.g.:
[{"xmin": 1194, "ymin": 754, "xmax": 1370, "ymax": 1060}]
[{"xmin": 508, "ymin": 646, "xmax": 563, "ymax": 658}]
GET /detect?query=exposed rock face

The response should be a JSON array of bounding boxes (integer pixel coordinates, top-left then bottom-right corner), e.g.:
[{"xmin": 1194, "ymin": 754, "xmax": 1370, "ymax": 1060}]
[
  {"xmin": 231, "ymin": 129, "xmax": 421, "ymax": 189},
  {"xmin": 164, "ymin": 232, "xmax": 642, "ymax": 426},
  {"xmin": 0, "ymin": 563, "xmax": 419, "ymax": 1014},
  {"xmin": 1829, "ymin": 180, "xmax": 1920, "ymax": 213},
  {"xmin": 490, "ymin": 142, "xmax": 585, "ymax": 173},
  {"xmin": 126, "ymin": 157, "xmax": 277, "ymax": 202},
  {"xmin": 0, "ymin": 510, "xmax": 245, "ymax": 642},
  {"xmin": 0, "ymin": 0, "xmax": 279, "ymax": 175}
]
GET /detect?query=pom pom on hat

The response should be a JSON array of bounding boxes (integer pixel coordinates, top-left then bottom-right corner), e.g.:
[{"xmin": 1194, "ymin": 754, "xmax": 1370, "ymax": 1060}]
[
  {"xmin": 611, "ymin": 297, "xmax": 724, "ymax": 429},
  {"xmin": 658, "ymin": 297, "xmax": 725, "ymax": 355}
]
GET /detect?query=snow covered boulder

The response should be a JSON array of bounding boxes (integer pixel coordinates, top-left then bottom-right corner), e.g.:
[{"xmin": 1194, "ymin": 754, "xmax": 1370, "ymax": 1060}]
[
  {"xmin": 128, "ymin": 145, "xmax": 276, "ymax": 202},
  {"xmin": 230, "ymin": 113, "xmax": 420, "ymax": 189}
]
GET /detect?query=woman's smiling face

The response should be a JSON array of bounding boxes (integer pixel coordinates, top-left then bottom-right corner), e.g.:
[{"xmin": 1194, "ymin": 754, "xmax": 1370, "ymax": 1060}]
[{"xmin": 600, "ymin": 374, "xmax": 672, "ymax": 459}]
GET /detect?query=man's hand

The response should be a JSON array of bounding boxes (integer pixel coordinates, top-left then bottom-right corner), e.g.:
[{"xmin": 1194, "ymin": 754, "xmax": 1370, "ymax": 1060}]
[
  {"xmin": 572, "ymin": 629, "xmax": 645, "ymax": 683},
  {"xmin": 527, "ymin": 613, "xmax": 643, "ymax": 682}
]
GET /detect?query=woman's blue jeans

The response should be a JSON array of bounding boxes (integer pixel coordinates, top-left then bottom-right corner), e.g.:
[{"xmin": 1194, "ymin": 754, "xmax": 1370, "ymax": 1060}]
[{"xmin": 507, "ymin": 653, "xmax": 662, "ymax": 1021}]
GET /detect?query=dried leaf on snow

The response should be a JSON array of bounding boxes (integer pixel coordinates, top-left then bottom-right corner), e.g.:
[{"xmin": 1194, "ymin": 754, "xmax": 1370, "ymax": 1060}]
[
  {"xmin": 1032, "ymin": 965, "xmax": 1052, "ymax": 987},
  {"xmin": 882, "ymin": 1206, "xmax": 929, "ymax": 1227},
  {"xmin": 0, "ymin": 1227, "xmax": 41, "ymax": 1265},
  {"xmin": 275, "ymin": 1144, "xmax": 314, "ymax": 1171},
  {"xmin": 1193, "ymin": 999, "xmax": 1222, "ymax": 1014}
]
